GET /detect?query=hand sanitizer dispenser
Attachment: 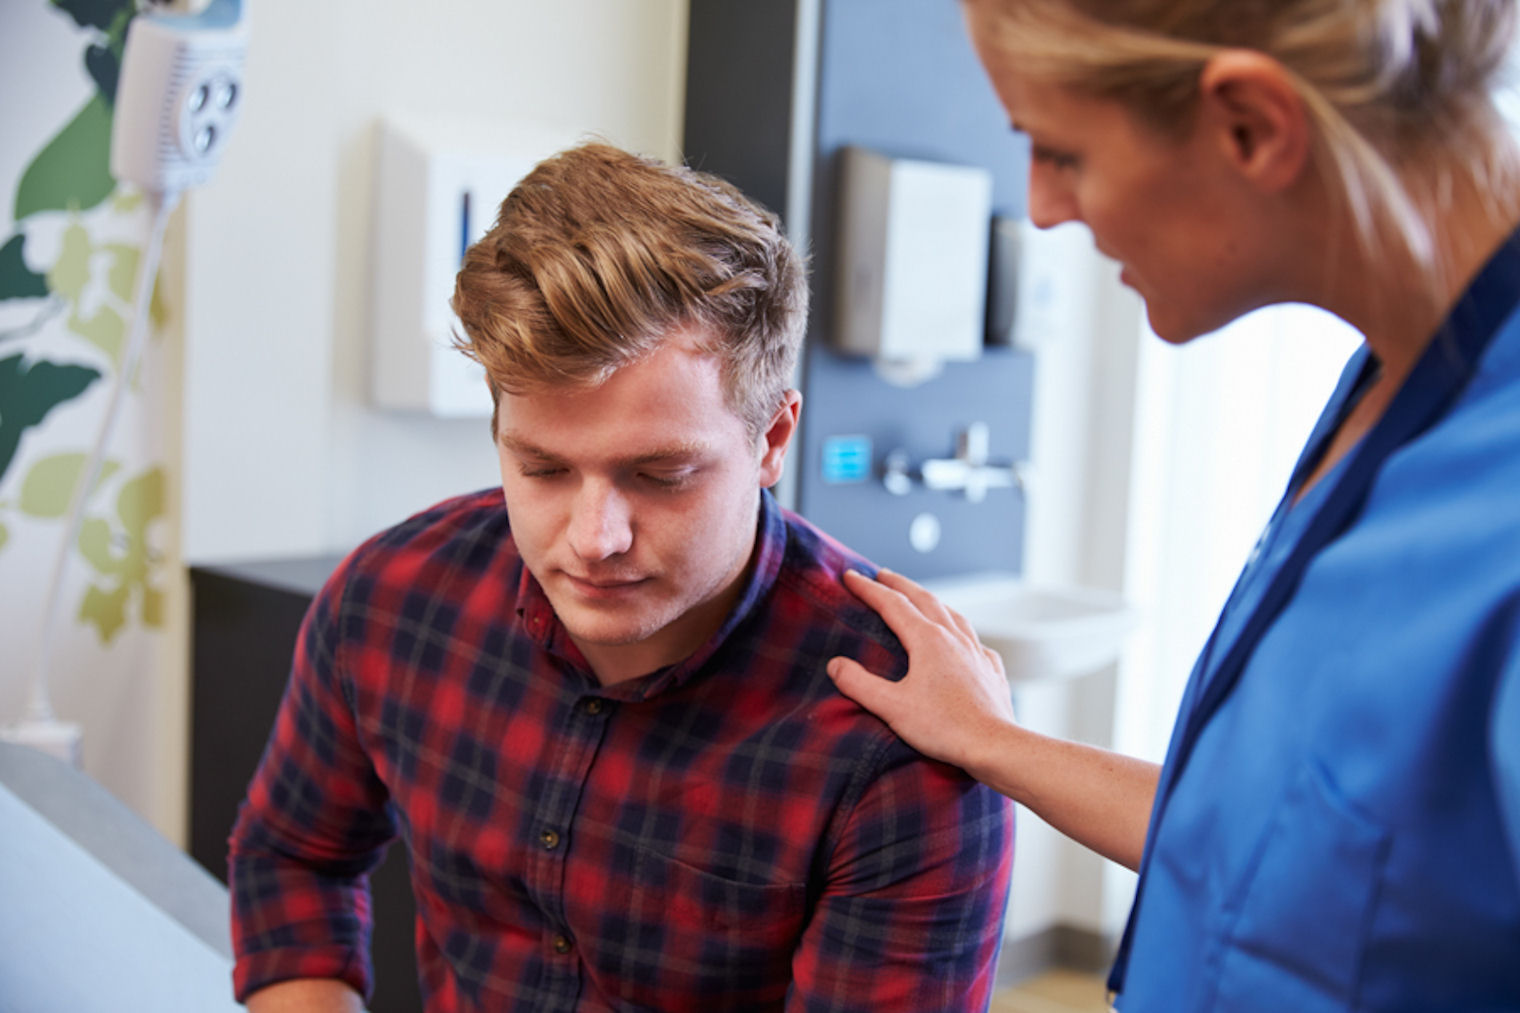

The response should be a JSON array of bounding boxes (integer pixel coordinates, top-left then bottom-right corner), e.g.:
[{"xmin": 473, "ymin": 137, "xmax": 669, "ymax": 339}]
[
  {"xmin": 833, "ymin": 147, "xmax": 993, "ymax": 386},
  {"xmin": 369, "ymin": 116, "xmax": 584, "ymax": 416}
]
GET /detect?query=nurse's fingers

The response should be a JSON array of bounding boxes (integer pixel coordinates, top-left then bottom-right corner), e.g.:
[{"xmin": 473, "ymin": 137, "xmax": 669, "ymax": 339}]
[
  {"xmin": 863, "ymin": 568, "xmax": 982, "ymax": 646},
  {"xmin": 840, "ymin": 568, "xmax": 937, "ymax": 646},
  {"xmin": 826, "ymin": 654, "xmax": 913, "ymax": 726},
  {"xmin": 829, "ymin": 573, "xmax": 1017, "ymax": 769}
]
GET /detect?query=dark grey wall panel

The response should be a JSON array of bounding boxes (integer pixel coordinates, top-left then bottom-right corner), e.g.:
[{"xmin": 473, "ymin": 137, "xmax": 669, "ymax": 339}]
[
  {"xmin": 683, "ymin": 2, "xmax": 799, "ymax": 219},
  {"xmin": 800, "ymin": 352, "xmax": 1033, "ymax": 578},
  {"xmin": 800, "ymin": 0, "xmax": 1033, "ymax": 580},
  {"xmin": 190, "ymin": 559, "xmax": 422, "ymax": 1013},
  {"xmin": 684, "ymin": 0, "xmax": 1035, "ymax": 581}
]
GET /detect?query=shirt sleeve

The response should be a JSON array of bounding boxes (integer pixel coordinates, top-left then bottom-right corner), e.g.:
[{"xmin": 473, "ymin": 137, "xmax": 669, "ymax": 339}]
[
  {"xmin": 786, "ymin": 736, "xmax": 1015, "ymax": 1012},
  {"xmin": 227, "ymin": 557, "xmax": 396, "ymax": 1003}
]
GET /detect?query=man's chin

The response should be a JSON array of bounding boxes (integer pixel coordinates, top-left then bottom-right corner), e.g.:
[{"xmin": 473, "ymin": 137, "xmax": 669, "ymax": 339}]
[
  {"xmin": 549, "ymin": 597, "xmax": 669, "ymax": 649},
  {"xmin": 562, "ymin": 621, "xmax": 658, "ymax": 649}
]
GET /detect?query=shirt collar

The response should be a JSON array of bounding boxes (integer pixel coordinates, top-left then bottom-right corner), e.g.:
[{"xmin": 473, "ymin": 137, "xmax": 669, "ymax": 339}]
[{"xmin": 514, "ymin": 488, "xmax": 788, "ymax": 700}]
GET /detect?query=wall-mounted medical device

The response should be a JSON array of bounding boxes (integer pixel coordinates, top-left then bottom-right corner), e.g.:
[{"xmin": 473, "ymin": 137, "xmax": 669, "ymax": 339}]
[
  {"xmin": 832, "ymin": 146, "xmax": 993, "ymax": 387},
  {"xmin": 10, "ymin": 0, "xmax": 249, "ymax": 765},
  {"xmin": 369, "ymin": 117, "xmax": 585, "ymax": 417},
  {"xmin": 110, "ymin": 0, "xmax": 247, "ymax": 194}
]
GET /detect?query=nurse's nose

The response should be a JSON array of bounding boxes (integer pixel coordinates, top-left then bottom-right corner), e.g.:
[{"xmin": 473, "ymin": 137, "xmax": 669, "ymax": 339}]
[
  {"xmin": 1026, "ymin": 165, "xmax": 1079, "ymax": 229},
  {"xmin": 568, "ymin": 479, "xmax": 633, "ymax": 561}
]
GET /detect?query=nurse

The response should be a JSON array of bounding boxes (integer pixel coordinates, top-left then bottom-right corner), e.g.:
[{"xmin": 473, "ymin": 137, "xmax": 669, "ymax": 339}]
[{"xmin": 827, "ymin": 0, "xmax": 1520, "ymax": 1009}]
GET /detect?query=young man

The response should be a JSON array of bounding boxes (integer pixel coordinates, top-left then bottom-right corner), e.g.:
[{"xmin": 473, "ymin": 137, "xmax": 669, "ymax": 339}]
[{"xmin": 229, "ymin": 143, "xmax": 1013, "ymax": 1012}]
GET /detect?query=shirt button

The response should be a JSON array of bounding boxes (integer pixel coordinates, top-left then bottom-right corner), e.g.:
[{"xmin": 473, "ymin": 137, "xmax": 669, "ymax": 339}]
[
  {"xmin": 539, "ymin": 828, "xmax": 560, "ymax": 850},
  {"xmin": 553, "ymin": 934, "xmax": 573, "ymax": 954},
  {"xmin": 584, "ymin": 698, "xmax": 605, "ymax": 715}
]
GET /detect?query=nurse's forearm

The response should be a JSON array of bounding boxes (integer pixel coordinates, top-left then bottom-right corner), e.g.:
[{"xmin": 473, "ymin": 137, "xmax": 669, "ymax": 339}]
[{"xmin": 964, "ymin": 724, "xmax": 1159, "ymax": 872}]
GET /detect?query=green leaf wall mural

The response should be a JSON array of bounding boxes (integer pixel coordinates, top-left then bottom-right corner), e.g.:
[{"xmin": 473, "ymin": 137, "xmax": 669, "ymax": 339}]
[
  {"xmin": 13, "ymin": 94, "xmax": 118, "ymax": 221},
  {"xmin": 0, "ymin": 235, "xmax": 51, "ymax": 302},
  {"xmin": 2, "ymin": 0, "xmax": 166, "ymax": 646},
  {"xmin": 76, "ymin": 465, "xmax": 166, "ymax": 641},
  {"xmin": 0, "ymin": 355, "xmax": 102, "ymax": 478},
  {"xmin": 18, "ymin": 452, "xmax": 120, "ymax": 518}
]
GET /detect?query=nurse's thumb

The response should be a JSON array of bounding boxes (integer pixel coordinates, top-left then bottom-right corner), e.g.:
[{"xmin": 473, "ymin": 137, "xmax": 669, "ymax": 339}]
[{"xmin": 827, "ymin": 657, "xmax": 897, "ymax": 719}]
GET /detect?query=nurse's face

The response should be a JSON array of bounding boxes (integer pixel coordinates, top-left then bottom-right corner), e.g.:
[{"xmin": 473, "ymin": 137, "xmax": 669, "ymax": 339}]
[{"xmin": 968, "ymin": 18, "xmax": 1271, "ymax": 343}]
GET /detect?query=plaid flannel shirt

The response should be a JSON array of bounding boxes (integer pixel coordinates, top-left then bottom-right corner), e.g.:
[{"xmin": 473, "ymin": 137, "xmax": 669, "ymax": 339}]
[{"xmin": 229, "ymin": 488, "xmax": 1014, "ymax": 1011}]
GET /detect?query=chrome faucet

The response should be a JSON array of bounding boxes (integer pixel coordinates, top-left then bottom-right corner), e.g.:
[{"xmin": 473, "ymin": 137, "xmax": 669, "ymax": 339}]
[{"xmin": 882, "ymin": 422, "xmax": 1025, "ymax": 503}]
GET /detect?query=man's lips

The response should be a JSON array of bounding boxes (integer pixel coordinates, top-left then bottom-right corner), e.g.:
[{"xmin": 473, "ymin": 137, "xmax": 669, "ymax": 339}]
[{"xmin": 561, "ymin": 572, "xmax": 649, "ymax": 594}]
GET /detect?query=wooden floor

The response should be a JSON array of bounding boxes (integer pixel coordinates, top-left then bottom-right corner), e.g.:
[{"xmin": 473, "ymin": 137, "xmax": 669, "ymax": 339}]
[{"xmin": 990, "ymin": 970, "xmax": 1111, "ymax": 1013}]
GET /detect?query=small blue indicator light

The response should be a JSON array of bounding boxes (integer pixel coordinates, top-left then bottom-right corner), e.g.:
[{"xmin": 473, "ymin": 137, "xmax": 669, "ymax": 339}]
[{"xmin": 822, "ymin": 435, "xmax": 872, "ymax": 484}]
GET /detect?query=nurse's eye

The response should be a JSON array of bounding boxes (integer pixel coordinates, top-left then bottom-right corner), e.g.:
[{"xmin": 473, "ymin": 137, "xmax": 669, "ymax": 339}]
[{"xmin": 1031, "ymin": 145, "xmax": 1080, "ymax": 171}]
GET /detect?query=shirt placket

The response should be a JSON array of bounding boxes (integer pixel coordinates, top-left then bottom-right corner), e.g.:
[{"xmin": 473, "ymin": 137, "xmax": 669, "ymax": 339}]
[{"xmin": 525, "ymin": 685, "xmax": 615, "ymax": 1009}]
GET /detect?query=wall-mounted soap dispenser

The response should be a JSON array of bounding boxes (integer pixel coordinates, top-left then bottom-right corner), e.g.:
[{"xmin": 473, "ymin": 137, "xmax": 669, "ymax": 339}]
[
  {"xmin": 832, "ymin": 146, "xmax": 993, "ymax": 387},
  {"xmin": 369, "ymin": 117, "xmax": 583, "ymax": 417},
  {"xmin": 987, "ymin": 215, "xmax": 1096, "ymax": 353}
]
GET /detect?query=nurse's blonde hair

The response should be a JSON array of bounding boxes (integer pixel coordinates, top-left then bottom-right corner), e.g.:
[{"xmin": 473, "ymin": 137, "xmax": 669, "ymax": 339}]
[{"xmin": 967, "ymin": 0, "xmax": 1519, "ymax": 275}]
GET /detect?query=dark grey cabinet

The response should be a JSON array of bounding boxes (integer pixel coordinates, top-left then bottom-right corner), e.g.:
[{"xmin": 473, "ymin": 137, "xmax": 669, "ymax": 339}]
[{"xmin": 189, "ymin": 557, "xmax": 422, "ymax": 1013}]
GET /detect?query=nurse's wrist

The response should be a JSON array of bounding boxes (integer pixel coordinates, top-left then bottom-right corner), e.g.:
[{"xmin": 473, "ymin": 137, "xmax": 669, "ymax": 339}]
[{"xmin": 960, "ymin": 717, "xmax": 1035, "ymax": 802}]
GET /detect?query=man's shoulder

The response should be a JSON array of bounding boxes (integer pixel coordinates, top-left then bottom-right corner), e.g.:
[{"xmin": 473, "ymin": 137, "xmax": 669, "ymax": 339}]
[
  {"xmin": 764, "ymin": 513, "xmax": 1010, "ymax": 821},
  {"xmin": 768, "ymin": 508, "xmax": 907, "ymax": 681},
  {"xmin": 370, "ymin": 486, "xmax": 506, "ymax": 546},
  {"xmin": 333, "ymin": 487, "xmax": 516, "ymax": 599}
]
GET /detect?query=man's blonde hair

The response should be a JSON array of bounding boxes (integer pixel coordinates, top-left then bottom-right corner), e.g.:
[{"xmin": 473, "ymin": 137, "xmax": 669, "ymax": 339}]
[{"xmin": 452, "ymin": 142, "xmax": 808, "ymax": 437}]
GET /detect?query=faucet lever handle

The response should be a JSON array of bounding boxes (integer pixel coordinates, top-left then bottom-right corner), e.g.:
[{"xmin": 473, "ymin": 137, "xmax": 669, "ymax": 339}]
[
  {"xmin": 883, "ymin": 449, "xmax": 915, "ymax": 496},
  {"xmin": 958, "ymin": 422, "xmax": 990, "ymax": 467}
]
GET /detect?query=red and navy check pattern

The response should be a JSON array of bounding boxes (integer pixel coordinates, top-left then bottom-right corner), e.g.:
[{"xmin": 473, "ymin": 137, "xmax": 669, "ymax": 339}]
[{"xmin": 230, "ymin": 489, "xmax": 1014, "ymax": 1011}]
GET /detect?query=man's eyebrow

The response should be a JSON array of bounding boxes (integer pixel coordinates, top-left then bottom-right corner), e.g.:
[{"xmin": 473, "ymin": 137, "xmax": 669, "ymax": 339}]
[
  {"xmin": 497, "ymin": 433, "xmax": 559, "ymax": 459},
  {"xmin": 497, "ymin": 432, "xmax": 708, "ymax": 467},
  {"xmin": 621, "ymin": 443, "xmax": 708, "ymax": 467}
]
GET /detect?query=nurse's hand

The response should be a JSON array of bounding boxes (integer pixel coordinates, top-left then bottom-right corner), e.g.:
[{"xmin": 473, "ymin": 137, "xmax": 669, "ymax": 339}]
[
  {"xmin": 831, "ymin": 571, "xmax": 1160, "ymax": 871},
  {"xmin": 827, "ymin": 568, "xmax": 1018, "ymax": 776}
]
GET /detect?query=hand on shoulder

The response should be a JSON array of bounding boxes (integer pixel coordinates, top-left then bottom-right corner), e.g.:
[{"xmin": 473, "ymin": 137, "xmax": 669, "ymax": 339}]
[{"xmin": 827, "ymin": 568, "xmax": 1019, "ymax": 777}]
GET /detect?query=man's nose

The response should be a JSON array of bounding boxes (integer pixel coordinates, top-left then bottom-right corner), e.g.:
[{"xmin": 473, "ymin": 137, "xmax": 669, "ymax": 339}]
[{"xmin": 568, "ymin": 480, "xmax": 633, "ymax": 561}]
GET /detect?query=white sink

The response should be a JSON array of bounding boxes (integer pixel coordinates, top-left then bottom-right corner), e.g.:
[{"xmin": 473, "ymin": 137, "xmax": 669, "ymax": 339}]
[{"xmin": 921, "ymin": 571, "xmax": 1137, "ymax": 684}]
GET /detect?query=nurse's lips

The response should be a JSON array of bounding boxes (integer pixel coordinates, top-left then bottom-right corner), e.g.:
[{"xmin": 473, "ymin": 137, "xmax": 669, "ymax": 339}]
[{"xmin": 1094, "ymin": 245, "xmax": 1132, "ymax": 286}]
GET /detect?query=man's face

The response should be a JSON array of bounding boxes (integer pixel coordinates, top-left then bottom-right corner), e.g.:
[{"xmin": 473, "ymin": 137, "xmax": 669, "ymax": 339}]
[{"xmin": 496, "ymin": 326, "xmax": 797, "ymax": 683}]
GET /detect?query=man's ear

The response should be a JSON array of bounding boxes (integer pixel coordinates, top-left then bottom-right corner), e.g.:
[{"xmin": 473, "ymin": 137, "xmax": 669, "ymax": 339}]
[
  {"xmin": 1197, "ymin": 50, "xmax": 1312, "ymax": 194},
  {"xmin": 758, "ymin": 389, "xmax": 802, "ymax": 488}
]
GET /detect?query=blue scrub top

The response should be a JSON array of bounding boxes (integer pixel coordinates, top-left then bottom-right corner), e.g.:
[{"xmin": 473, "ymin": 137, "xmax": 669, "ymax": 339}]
[{"xmin": 1110, "ymin": 230, "xmax": 1520, "ymax": 1012}]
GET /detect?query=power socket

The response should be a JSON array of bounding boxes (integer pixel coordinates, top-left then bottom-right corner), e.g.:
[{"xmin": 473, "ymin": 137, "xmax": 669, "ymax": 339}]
[{"xmin": 110, "ymin": 0, "xmax": 248, "ymax": 194}]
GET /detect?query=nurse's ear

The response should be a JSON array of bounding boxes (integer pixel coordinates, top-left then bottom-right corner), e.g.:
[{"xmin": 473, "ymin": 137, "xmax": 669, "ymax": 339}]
[{"xmin": 1197, "ymin": 50, "xmax": 1312, "ymax": 195}]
